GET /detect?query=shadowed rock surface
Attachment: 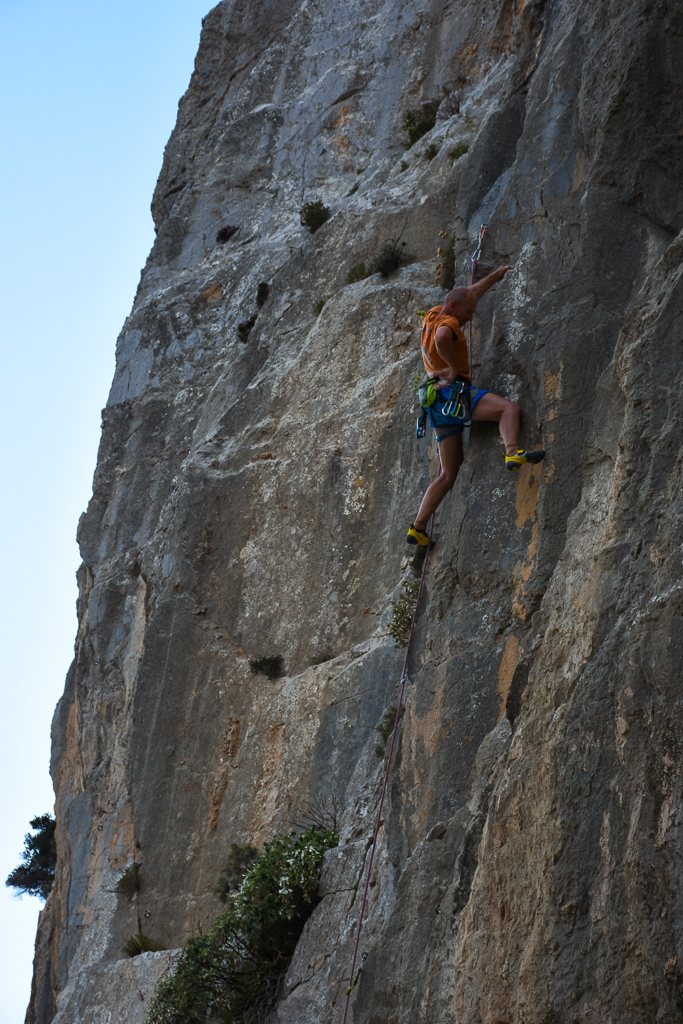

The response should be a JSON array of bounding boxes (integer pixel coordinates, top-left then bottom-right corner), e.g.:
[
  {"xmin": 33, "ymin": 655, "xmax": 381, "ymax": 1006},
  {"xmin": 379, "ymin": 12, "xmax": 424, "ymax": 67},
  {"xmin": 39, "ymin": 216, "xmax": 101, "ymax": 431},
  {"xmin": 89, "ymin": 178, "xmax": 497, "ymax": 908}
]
[{"xmin": 26, "ymin": 0, "xmax": 683, "ymax": 1022}]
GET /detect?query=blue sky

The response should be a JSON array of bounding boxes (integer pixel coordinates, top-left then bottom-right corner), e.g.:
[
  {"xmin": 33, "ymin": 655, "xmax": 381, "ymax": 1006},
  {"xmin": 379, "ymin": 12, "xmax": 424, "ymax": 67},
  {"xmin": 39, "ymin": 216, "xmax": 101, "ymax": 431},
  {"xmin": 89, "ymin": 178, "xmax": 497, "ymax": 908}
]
[{"xmin": 0, "ymin": 1, "xmax": 212, "ymax": 1018}]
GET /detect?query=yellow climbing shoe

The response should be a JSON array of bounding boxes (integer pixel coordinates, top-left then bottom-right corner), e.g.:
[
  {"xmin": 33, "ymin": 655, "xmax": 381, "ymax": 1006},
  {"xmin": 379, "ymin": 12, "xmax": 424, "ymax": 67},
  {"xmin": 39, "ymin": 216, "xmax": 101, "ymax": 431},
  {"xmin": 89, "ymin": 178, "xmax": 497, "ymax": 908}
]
[
  {"xmin": 407, "ymin": 524, "xmax": 434, "ymax": 547},
  {"xmin": 506, "ymin": 449, "xmax": 546, "ymax": 471}
]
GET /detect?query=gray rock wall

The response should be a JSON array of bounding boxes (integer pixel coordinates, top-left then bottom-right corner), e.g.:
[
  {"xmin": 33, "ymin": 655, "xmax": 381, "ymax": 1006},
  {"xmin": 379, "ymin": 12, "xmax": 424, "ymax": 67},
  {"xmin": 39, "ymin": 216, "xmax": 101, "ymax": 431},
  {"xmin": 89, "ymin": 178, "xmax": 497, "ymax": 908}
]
[{"xmin": 27, "ymin": 0, "xmax": 683, "ymax": 1021}]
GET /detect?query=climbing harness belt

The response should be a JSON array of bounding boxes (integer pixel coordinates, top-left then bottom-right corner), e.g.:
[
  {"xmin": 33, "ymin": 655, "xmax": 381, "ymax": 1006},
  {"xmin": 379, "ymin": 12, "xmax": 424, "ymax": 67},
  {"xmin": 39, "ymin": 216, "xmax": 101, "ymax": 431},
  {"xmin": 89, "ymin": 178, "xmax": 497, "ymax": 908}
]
[
  {"xmin": 467, "ymin": 224, "xmax": 487, "ymax": 371},
  {"xmin": 340, "ymin": 513, "xmax": 435, "ymax": 1024}
]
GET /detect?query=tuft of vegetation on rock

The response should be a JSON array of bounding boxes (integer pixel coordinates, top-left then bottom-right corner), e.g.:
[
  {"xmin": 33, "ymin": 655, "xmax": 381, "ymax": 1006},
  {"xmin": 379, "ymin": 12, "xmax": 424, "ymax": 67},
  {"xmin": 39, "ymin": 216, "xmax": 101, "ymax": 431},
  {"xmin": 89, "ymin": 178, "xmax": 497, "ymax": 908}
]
[
  {"xmin": 147, "ymin": 826, "xmax": 339, "ymax": 1024},
  {"xmin": 238, "ymin": 317, "xmax": 256, "ymax": 343},
  {"xmin": 423, "ymin": 142, "xmax": 439, "ymax": 161},
  {"xmin": 256, "ymin": 282, "xmax": 269, "ymax": 308},
  {"xmin": 448, "ymin": 142, "xmax": 469, "ymax": 163},
  {"xmin": 347, "ymin": 262, "xmax": 370, "ymax": 284},
  {"xmin": 215, "ymin": 844, "xmax": 259, "ymax": 903},
  {"xmin": 371, "ymin": 240, "xmax": 410, "ymax": 279},
  {"xmin": 346, "ymin": 182, "xmax": 359, "ymax": 196},
  {"xmin": 115, "ymin": 864, "xmax": 141, "ymax": 901},
  {"xmin": 299, "ymin": 200, "xmax": 330, "ymax": 234},
  {"xmin": 376, "ymin": 706, "xmax": 398, "ymax": 744},
  {"xmin": 287, "ymin": 797, "xmax": 340, "ymax": 834},
  {"xmin": 125, "ymin": 933, "xmax": 165, "ymax": 958},
  {"xmin": 249, "ymin": 655, "xmax": 284, "ymax": 679},
  {"xmin": 5, "ymin": 814, "xmax": 56, "ymax": 900},
  {"xmin": 389, "ymin": 580, "xmax": 420, "ymax": 648},
  {"xmin": 217, "ymin": 225, "xmax": 239, "ymax": 244},
  {"xmin": 402, "ymin": 100, "xmax": 439, "ymax": 147},
  {"xmin": 313, "ymin": 298, "xmax": 327, "ymax": 316},
  {"xmin": 310, "ymin": 651, "xmax": 334, "ymax": 666},
  {"xmin": 439, "ymin": 89, "xmax": 461, "ymax": 119}
]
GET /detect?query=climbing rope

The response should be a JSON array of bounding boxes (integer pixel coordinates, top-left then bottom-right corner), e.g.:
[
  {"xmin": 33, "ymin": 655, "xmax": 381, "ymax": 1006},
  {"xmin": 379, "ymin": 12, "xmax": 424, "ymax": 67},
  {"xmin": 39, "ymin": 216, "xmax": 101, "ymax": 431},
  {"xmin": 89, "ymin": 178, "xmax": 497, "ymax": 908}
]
[
  {"xmin": 467, "ymin": 223, "xmax": 487, "ymax": 370},
  {"xmin": 340, "ymin": 513, "xmax": 435, "ymax": 1024}
]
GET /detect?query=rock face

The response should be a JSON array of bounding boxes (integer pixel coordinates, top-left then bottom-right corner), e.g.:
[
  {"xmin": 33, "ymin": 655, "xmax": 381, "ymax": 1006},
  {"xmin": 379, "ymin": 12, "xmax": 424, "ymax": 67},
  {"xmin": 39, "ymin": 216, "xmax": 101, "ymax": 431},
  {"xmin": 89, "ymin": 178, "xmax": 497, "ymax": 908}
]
[{"xmin": 27, "ymin": 0, "xmax": 683, "ymax": 1021}]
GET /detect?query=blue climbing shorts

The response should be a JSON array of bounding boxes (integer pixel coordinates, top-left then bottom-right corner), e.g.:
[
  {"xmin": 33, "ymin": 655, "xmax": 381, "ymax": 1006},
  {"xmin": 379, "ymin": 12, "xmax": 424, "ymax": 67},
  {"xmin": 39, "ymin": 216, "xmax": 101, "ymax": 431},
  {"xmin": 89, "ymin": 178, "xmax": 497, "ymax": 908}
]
[{"xmin": 428, "ymin": 386, "xmax": 489, "ymax": 442}]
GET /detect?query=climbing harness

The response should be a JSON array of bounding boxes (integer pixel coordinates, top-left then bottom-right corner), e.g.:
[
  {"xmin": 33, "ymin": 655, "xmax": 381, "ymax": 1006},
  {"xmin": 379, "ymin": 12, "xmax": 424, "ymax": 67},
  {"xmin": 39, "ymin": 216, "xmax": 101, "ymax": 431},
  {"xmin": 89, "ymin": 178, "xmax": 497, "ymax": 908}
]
[
  {"xmin": 340, "ymin": 513, "xmax": 435, "ymax": 1024},
  {"xmin": 467, "ymin": 224, "xmax": 487, "ymax": 370}
]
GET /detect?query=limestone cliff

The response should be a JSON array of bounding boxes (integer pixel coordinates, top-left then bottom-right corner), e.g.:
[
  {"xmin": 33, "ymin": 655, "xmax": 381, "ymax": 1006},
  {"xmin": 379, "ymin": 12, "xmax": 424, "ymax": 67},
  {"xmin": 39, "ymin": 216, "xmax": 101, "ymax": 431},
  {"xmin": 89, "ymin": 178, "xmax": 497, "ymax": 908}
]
[{"xmin": 27, "ymin": 0, "xmax": 683, "ymax": 1021}]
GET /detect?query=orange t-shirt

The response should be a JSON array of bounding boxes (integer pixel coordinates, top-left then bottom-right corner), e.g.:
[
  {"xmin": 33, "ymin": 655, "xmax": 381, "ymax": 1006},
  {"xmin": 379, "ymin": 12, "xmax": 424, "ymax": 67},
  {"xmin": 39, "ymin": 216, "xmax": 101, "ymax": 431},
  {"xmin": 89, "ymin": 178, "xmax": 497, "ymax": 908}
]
[{"xmin": 420, "ymin": 307, "xmax": 471, "ymax": 383}]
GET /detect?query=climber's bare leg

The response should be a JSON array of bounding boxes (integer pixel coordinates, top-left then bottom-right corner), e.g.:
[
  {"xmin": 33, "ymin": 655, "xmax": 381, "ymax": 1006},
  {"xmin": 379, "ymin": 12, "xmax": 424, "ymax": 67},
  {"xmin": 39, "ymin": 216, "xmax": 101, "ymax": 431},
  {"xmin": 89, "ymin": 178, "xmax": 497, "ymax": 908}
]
[
  {"xmin": 471, "ymin": 392, "xmax": 520, "ymax": 455},
  {"xmin": 414, "ymin": 432, "xmax": 463, "ymax": 531}
]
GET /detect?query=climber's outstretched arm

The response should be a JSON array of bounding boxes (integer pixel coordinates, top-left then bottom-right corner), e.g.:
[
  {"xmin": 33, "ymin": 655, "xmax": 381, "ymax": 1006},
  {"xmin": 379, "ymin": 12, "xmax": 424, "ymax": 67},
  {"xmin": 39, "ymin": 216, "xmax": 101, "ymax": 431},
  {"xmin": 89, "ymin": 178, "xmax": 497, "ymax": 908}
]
[{"xmin": 470, "ymin": 264, "xmax": 513, "ymax": 301}]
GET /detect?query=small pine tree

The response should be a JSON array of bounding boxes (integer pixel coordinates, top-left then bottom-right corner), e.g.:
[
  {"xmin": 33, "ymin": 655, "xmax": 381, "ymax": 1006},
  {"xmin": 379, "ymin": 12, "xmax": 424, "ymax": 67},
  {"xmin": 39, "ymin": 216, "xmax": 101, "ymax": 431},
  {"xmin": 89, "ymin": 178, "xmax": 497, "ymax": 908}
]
[{"xmin": 6, "ymin": 814, "xmax": 56, "ymax": 900}]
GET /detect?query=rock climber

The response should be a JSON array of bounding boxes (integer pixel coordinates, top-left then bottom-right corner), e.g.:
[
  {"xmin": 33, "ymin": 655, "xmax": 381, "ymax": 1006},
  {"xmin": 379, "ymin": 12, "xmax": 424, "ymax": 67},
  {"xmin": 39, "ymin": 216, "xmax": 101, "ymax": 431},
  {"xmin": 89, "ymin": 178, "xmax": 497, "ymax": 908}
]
[{"xmin": 407, "ymin": 267, "xmax": 545, "ymax": 547}]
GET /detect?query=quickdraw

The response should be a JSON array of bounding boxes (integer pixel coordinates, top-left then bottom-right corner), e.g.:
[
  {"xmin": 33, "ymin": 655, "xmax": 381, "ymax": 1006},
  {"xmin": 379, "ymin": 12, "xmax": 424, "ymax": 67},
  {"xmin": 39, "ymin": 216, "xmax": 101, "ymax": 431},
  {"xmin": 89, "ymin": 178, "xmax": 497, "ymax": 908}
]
[{"xmin": 467, "ymin": 223, "xmax": 487, "ymax": 370}]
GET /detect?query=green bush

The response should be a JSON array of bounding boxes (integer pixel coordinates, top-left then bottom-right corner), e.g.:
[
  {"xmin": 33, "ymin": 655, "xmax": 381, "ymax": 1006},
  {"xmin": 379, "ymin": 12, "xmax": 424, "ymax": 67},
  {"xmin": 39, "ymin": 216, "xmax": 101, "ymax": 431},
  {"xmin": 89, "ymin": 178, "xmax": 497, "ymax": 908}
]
[
  {"xmin": 147, "ymin": 827, "xmax": 338, "ymax": 1024},
  {"xmin": 237, "ymin": 317, "xmax": 256, "ymax": 343},
  {"xmin": 448, "ymin": 142, "xmax": 469, "ymax": 163},
  {"xmin": 215, "ymin": 844, "xmax": 259, "ymax": 903},
  {"xmin": 423, "ymin": 143, "xmax": 439, "ymax": 161},
  {"xmin": 346, "ymin": 182, "xmax": 359, "ymax": 196},
  {"xmin": 347, "ymin": 263, "xmax": 370, "ymax": 284},
  {"xmin": 5, "ymin": 814, "xmax": 56, "ymax": 900},
  {"xmin": 313, "ymin": 298, "xmax": 327, "ymax": 316},
  {"xmin": 376, "ymin": 706, "xmax": 397, "ymax": 744},
  {"xmin": 115, "ymin": 864, "xmax": 141, "ymax": 901},
  {"xmin": 402, "ymin": 100, "xmax": 439, "ymax": 147},
  {"xmin": 299, "ymin": 200, "xmax": 330, "ymax": 234},
  {"xmin": 389, "ymin": 580, "xmax": 420, "ymax": 648},
  {"xmin": 310, "ymin": 651, "xmax": 334, "ymax": 666},
  {"xmin": 249, "ymin": 656, "xmax": 284, "ymax": 679},
  {"xmin": 125, "ymin": 933, "xmax": 165, "ymax": 957},
  {"xmin": 256, "ymin": 282, "xmax": 269, "ymax": 308},
  {"xmin": 370, "ymin": 241, "xmax": 410, "ymax": 279}
]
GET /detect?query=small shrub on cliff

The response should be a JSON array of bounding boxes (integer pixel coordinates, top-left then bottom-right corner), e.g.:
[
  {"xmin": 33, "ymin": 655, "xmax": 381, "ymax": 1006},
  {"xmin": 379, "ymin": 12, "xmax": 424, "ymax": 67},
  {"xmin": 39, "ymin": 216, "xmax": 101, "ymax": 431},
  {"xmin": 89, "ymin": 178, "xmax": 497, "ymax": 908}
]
[
  {"xmin": 310, "ymin": 651, "xmax": 334, "ymax": 666},
  {"xmin": 389, "ymin": 580, "xmax": 420, "ymax": 648},
  {"xmin": 237, "ymin": 317, "xmax": 256, "ymax": 343},
  {"xmin": 448, "ymin": 142, "xmax": 469, "ymax": 163},
  {"xmin": 125, "ymin": 932, "xmax": 165, "ymax": 957},
  {"xmin": 299, "ymin": 200, "xmax": 330, "ymax": 234},
  {"xmin": 147, "ymin": 826, "xmax": 338, "ymax": 1024},
  {"xmin": 376, "ymin": 706, "xmax": 398, "ymax": 744},
  {"xmin": 347, "ymin": 262, "xmax": 370, "ymax": 284},
  {"xmin": 115, "ymin": 864, "xmax": 141, "ymax": 901},
  {"xmin": 402, "ymin": 100, "xmax": 439, "ymax": 147},
  {"xmin": 5, "ymin": 814, "xmax": 56, "ymax": 900},
  {"xmin": 423, "ymin": 142, "xmax": 439, "ymax": 161},
  {"xmin": 215, "ymin": 844, "xmax": 259, "ymax": 903},
  {"xmin": 370, "ymin": 240, "xmax": 410, "ymax": 279},
  {"xmin": 216, "ymin": 225, "xmax": 239, "ymax": 244},
  {"xmin": 249, "ymin": 655, "xmax": 284, "ymax": 679}
]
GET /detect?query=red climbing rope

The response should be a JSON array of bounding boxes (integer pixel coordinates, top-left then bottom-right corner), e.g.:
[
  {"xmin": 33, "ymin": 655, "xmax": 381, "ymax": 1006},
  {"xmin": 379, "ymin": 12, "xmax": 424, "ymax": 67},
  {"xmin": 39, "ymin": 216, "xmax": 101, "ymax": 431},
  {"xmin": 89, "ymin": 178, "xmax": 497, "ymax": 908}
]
[
  {"xmin": 467, "ymin": 223, "xmax": 487, "ymax": 370},
  {"xmin": 340, "ymin": 513, "xmax": 435, "ymax": 1024}
]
